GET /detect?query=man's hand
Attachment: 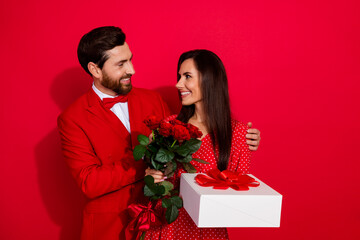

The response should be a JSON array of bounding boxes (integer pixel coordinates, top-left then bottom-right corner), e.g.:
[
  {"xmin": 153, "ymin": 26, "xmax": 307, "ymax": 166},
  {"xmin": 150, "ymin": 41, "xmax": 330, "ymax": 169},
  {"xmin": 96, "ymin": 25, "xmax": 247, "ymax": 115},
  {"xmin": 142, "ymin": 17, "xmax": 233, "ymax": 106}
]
[
  {"xmin": 246, "ymin": 122, "xmax": 261, "ymax": 151},
  {"xmin": 145, "ymin": 168, "xmax": 166, "ymax": 183}
]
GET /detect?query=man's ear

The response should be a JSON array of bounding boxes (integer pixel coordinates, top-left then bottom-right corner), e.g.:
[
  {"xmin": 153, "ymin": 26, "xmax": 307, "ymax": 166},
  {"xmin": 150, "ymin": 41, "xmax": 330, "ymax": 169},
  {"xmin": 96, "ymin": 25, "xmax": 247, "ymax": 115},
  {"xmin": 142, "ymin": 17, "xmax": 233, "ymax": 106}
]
[{"xmin": 88, "ymin": 62, "xmax": 102, "ymax": 79}]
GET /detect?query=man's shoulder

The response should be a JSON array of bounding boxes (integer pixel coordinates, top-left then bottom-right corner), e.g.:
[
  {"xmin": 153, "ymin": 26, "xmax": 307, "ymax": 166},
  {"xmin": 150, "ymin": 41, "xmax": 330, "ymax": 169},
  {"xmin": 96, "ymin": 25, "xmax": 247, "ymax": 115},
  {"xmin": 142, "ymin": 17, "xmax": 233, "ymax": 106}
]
[
  {"xmin": 58, "ymin": 90, "xmax": 91, "ymax": 122},
  {"xmin": 130, "ymin": 87, "xmax": 165, "ymax": 105},
  {"xmin": 131, "ymin": 87, "xmax": 170, "ymax": 116},
  {"xmin": 131, "ymin": 87, "xmax": 161, "ymax": 98}
]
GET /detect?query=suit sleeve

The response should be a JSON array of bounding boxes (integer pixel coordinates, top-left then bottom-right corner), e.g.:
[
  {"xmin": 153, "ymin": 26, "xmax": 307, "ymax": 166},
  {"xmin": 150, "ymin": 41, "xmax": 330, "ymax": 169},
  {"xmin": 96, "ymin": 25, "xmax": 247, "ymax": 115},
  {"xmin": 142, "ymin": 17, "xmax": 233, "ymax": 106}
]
[{"xmin": 57, "ymin": 115, "xmax": 138, "ymax": 199}]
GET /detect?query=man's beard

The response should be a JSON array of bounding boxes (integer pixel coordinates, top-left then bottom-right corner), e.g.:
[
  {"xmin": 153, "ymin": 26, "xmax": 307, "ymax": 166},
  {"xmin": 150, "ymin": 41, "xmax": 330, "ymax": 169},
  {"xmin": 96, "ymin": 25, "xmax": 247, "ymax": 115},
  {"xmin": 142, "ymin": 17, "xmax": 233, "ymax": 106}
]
[{"xmin": 101, "ymin": 72, "xmax": 132, "ymax": 95}]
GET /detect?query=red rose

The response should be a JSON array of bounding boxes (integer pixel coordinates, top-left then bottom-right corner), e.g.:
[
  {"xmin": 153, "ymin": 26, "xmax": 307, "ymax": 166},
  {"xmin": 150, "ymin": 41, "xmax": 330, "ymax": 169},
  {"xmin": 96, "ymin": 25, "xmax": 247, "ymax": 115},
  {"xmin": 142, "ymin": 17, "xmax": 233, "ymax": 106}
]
[
  {"xmin": 187, "ymin": 124, "xmax": 203, "ymax": 139},
  {"xmin": 159, "ymin": 121, "xmax": 173, "ymax": 137},
  {"xmin": 170, "ymin": 119, "xmax": 187, "ymax": 127},
  {"xmin": 143, "ymin": 115, "xmax": 160, "ymax": 130},
  {"xmin": 173, "ymin": 125, "xmax": 191, "ymax": 141}
]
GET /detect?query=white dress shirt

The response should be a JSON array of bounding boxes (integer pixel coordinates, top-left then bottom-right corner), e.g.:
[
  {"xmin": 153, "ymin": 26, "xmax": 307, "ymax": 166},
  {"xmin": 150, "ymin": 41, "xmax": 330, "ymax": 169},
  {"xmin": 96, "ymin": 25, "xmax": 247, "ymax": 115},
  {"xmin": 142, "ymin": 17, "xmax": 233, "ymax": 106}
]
[{"xmin": 92, "ymin": 84, "xmax": 131, "ymax": 133}]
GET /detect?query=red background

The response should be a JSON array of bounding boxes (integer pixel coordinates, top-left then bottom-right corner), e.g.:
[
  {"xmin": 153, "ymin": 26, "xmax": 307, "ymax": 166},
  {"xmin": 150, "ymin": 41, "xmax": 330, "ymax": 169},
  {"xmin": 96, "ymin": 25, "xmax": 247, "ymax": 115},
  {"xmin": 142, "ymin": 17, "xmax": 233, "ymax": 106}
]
[{"xmin": 1, "ymin": 0, "xmax": 359, "ymax": 239}]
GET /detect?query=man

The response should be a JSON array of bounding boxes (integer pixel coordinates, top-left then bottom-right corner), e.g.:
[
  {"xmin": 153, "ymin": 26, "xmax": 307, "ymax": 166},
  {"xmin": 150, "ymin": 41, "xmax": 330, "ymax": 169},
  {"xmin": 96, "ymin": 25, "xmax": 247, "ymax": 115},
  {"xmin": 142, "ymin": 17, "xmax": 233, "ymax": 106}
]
[{"xmin": 57, "ymin": 26, "xmax": 261, "ymax": 240}]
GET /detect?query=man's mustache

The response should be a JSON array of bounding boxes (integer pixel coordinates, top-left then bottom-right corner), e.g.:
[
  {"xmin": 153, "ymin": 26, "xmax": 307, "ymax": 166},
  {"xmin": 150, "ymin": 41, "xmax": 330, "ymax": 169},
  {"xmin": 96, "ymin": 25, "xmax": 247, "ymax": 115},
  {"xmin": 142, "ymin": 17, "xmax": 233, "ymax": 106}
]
[{"xmin": 121, "ymin": 74, "xmax": 132, "ymax": 80}]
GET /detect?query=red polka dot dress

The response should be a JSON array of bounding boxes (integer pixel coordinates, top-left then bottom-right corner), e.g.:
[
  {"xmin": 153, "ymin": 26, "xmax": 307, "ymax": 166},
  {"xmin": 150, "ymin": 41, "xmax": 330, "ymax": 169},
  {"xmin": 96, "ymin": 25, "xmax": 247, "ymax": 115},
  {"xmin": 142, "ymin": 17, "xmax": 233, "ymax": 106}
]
[{"xmin": 144, "ymin": 119, "xmax": 251, "ymax": 240}]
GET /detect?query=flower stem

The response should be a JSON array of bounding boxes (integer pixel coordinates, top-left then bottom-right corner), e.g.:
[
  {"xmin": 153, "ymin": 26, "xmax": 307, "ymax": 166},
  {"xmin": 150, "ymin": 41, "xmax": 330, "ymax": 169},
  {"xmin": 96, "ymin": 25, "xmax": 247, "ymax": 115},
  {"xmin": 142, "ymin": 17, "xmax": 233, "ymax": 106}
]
[
  {"xmin": 171, "ymin": 140, "xmax": 177, "ymax": 148},
  {"xmin": 152, "ymin": 130, "xmax": 155, "ymax": 141},
  {"xmin": 139, "ymin": 231, "xmax": 146, "ymax": 240}
]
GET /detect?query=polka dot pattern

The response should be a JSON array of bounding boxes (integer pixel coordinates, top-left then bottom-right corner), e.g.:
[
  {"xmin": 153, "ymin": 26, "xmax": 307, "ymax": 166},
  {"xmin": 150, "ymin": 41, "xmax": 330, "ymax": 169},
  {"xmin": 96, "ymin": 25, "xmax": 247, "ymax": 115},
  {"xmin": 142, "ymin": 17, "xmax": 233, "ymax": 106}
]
[{"xmin": 145, "ymin": 118, "xmax": 252, "ymax": 240}]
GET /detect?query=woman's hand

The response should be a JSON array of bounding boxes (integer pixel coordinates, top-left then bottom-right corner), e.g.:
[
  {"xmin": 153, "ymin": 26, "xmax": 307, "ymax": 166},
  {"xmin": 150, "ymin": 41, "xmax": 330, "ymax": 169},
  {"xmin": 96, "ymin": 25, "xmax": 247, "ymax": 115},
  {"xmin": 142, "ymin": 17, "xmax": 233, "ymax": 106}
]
[
  {"xmin": 145, "ymin": 168, "xmax": 166, "ymax": 183},
  {"xmin": 148, "ymin": 133, "xmax": 153, "ymax": 143},
  {"xmin": 246, "ymin": 122, "xmax": 261, "ymax": 151}
]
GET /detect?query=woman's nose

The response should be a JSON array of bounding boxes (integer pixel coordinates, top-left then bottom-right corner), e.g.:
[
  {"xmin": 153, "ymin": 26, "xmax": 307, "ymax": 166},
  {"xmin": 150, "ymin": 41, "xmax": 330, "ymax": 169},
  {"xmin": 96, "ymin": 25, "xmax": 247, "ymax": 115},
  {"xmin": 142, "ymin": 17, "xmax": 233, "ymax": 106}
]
[
  {"xmin": 175, "ymin": 80, "xmax": 181, "ymax": 89},
  {"xmin": 176, "ymin": 77, "xmax": 184, "ymax": 89}
]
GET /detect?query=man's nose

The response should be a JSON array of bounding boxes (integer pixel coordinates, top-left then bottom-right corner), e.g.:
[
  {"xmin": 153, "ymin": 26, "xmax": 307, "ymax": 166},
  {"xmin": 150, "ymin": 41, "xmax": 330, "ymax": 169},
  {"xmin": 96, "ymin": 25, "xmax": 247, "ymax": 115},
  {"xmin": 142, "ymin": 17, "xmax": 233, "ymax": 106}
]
[{"xmin": 126, "ymin": 62, "xmax": 135, "ymax": 75}]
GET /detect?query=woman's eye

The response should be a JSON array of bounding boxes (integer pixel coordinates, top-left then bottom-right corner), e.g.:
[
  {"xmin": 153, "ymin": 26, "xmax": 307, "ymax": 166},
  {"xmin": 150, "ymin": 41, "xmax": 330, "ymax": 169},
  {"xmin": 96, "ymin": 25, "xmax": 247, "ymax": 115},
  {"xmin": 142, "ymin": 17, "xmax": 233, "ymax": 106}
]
[{"xmin": 185, "ymin": 75, "xmax": 191, "ymax": 79}]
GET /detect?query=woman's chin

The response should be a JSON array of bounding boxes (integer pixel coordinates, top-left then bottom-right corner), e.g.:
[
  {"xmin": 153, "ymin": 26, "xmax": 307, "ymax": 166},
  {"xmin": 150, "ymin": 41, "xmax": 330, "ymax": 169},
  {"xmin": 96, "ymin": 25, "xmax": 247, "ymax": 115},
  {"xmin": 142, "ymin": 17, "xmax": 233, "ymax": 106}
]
[{"xmin": 181, "ymin": 100, "xmax": 192, "ymax": 106}]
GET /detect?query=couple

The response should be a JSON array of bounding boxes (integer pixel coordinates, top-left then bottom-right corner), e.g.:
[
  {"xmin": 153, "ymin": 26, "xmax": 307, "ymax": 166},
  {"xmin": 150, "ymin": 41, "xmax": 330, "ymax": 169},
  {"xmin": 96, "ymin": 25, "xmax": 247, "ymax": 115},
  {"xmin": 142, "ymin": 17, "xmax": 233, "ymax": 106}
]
[{"xmin": 57, "ymin": 26, "xmax": 261, "ymax": 240}]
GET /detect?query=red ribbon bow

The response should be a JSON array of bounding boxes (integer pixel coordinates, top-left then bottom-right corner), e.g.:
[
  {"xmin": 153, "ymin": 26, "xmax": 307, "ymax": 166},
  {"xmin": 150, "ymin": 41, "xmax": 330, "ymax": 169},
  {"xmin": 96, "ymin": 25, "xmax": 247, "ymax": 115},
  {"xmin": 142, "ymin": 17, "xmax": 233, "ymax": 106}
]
[
  {"xmin": 103, "ymin": 95, "xmax": 128, "ymax": 109},
  {"xmin": 125, "ymin": 202, "xmax": 162, "ymax": 240},
  {"xmin": 195, "ymin": 169, "xmax": 260, "ymax": 191}
]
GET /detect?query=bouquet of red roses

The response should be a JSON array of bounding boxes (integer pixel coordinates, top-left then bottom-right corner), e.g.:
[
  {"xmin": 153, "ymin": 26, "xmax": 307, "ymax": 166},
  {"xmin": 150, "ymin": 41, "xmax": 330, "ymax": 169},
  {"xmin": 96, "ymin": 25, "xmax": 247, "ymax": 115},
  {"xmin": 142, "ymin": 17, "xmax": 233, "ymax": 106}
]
[{"xmin": 133, "ymin": 115, "xmax": 207, "ymax": 224}]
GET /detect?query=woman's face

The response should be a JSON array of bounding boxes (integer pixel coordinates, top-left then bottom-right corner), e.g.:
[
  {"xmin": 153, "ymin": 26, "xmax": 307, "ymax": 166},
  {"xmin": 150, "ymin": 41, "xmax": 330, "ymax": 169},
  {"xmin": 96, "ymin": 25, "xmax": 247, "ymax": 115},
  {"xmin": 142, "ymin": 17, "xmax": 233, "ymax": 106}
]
[{"xmin": 176, "ymin": 58, "xmax": 202, "ymax": 106}]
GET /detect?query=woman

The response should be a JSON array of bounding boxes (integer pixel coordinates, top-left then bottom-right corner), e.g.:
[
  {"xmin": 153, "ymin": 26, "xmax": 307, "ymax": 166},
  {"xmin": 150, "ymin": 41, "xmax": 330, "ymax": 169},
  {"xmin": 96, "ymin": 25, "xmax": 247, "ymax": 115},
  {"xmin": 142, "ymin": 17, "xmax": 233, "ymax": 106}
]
[{"xmin": 145, "ymin": 49, "xmax": 258, "ymax": 240}]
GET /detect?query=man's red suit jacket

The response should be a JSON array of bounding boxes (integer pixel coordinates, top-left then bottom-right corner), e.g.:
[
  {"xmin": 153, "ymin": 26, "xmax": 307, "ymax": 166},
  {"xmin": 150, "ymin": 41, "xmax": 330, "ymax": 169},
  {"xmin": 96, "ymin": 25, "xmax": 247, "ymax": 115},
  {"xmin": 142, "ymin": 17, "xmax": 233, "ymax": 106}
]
[{"xmin": 57, "ymin": 87, "xmax": 170, "ymax": 240}]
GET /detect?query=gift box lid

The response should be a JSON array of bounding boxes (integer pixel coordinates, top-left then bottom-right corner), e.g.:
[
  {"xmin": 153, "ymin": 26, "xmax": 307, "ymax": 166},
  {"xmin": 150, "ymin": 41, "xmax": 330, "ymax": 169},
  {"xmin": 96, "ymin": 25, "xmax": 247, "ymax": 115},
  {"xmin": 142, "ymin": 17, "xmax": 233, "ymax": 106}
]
[{"xmin": 180, "ymin": 173, "xmax": 282, "ymax": 228}]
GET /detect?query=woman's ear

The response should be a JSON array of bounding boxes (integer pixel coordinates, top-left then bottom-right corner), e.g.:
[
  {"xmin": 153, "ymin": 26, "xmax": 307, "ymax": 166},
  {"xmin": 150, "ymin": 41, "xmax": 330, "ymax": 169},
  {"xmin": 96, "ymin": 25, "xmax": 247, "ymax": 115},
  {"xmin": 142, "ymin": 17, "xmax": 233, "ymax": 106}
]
[{"xmin": 88, "ymin": 62, "xmax": 102, "ymax": 79}]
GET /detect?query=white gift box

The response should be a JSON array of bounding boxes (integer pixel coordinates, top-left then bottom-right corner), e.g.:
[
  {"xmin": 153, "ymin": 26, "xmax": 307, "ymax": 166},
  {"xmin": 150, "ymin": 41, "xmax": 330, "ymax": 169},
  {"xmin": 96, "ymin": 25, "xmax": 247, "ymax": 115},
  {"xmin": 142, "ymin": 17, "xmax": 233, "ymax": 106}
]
[{"xmin": 179, "ymin": 173, "xmax": 282, "ymax": 228}]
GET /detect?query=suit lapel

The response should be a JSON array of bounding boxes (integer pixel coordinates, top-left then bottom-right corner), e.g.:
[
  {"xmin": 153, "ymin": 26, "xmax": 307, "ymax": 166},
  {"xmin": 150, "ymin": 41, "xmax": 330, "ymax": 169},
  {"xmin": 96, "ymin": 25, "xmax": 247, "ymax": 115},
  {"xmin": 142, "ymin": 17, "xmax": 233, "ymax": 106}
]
[
  {"xmin": 128, "ymin": 88, "xmax": 149, "ymax": 149},
  {"xmin": 86, "ymin": 89, "xmax": 131, "ymax": 140}
]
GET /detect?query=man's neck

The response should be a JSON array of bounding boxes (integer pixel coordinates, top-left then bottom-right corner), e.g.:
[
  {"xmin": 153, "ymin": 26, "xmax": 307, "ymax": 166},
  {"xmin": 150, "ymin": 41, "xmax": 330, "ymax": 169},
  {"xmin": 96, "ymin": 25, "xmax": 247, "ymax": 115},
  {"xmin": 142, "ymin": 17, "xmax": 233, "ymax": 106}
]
[{"xmin": 94, "ymin": 81, "xmax": 117, "ymax": 96}]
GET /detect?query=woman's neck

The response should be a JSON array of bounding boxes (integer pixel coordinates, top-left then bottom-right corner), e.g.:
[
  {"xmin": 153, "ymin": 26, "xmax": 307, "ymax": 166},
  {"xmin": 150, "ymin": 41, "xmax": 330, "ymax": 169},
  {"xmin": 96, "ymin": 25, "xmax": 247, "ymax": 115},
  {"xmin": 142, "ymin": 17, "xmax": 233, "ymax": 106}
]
[
  {"xmin": 192, "ymin": 102, "xmax": 206, "ymax": 123},
  {"xmin": 189, "ymin": 102, "xmax": 209, "ymax": 138}
]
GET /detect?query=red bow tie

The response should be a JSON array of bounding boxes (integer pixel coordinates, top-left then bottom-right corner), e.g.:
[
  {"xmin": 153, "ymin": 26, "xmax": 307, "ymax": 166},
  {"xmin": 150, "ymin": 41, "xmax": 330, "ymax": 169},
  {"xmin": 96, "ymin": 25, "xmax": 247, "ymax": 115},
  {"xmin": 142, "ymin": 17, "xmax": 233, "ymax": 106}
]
[{"xmin": 103, "ymin": 95, "xmax": 128, "ymax": 109}]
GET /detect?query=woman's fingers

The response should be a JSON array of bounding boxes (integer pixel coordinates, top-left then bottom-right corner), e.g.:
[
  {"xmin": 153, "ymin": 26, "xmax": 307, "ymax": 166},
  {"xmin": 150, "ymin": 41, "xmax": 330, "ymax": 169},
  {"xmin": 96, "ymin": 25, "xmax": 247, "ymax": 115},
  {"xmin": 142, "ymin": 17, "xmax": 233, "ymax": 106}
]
[
  {"xmin": 246, "ymin": 133, "xmax": 260, "ymax": 140},
  {"xmin": 145, "ymin": 168, "xmax": 167, "ymax": 183},
  {"xmin": 245, "ymin": 125, "xmax": 261, "ymax": 151},
  {"xmin": 148, "ymin": 133, "xmax": 154, "ymax": 143}
]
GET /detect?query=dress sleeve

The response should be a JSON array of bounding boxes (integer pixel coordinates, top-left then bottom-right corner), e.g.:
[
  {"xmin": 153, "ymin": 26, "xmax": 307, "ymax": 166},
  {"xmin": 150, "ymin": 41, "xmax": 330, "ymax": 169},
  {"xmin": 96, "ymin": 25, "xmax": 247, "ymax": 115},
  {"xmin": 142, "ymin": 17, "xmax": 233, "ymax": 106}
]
[
  {"xmin": 163, "ymin": 114, "xmax": 178, "ymax": 122},
  {"xmin": 228, "ymin": 120, "xmax": 252, "ymax": 174}
]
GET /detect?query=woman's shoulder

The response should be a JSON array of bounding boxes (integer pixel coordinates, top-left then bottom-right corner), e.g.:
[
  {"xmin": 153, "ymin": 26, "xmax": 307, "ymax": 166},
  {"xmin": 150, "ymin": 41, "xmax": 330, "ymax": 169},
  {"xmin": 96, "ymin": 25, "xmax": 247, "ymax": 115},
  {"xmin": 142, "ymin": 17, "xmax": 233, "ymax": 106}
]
[
  {"xmin": 163, "ymin": 114, "xmax": 178, "ymax": 122},
  {"xmin": 231, "ymin": 119, "xmax": 249, "ymax": 141},
  {"xmin": 231, "ymin": 119, "xmax": 249, "ymax": 132}
]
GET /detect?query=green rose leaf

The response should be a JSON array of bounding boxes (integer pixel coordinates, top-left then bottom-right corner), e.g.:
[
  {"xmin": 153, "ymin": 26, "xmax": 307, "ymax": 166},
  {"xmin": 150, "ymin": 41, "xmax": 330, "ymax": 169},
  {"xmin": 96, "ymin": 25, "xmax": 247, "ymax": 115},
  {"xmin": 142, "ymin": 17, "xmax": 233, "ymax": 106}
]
[
  {"xmin": 144, "ymin": 184, "xmax": 155, "ymax": 197},
  {"xmin": 147, "ymin": 143, "xmax": 158, "ymax": 153},
  {"xmin": 162, "ymin": 198, "xmax": 171, "ymax": 208},
  {"xmin": 182, "ymin": 162, "xmax": 197, "ymax": 173},
  {"xmin": 144, "ymin": 175, "xmax": 155, "ymax": 186},
  {"xmin": 151, "ymin": 195, "xmax": 162, "ymax": 200},
  {"xmin": 175, "ymin": 139, "xmax": 201, "ymax": 157},
  {"xmin": 155, "ymin": 185, "xmax": 166, "ymax": 195},
  {"xmin": 155, "ymin": 148, "xmax": 175, "ymax": 163},
  {"xmin": 144, "ymin": 150, "xmax": 152, "ymax": 159},
  {"xmin": 184, "ymin": 138, "xmax": 202, "ymax": 154},
  {"xmin": 144, "ymin": 183, "xmax": 165, "ymax": 197},
  {"xmin": 193, "ymin": 158, "xmax": 210, "ymax": 164},
  {"xmin": 165, "ymin": 204, "xmax": 179, "ymax": 224},
  {"xmin": 137, "ymin": 134, "xmax": 150, "ymax": 146},
  {"xmin": 151, "ymin": 158, "xmax": 163, "ymax": 170},
  {"xmin": 175, "ymin": 145, "xmax": 190, "ymax": 157},
  {"xmin": 160, "ymin": 180, "xmax": 174, "ymax": 196},
  {"xmin": 133, "ymin": 145, "xmax": 146, "ymax": 160},
  {"xmin": 171, "ymin": 196, "xmax": 183, "ymax": 209},
  {"xmin": 177, "ymin": 155, "xmax": 192, "ymax": 163},
  {"xmin": 144, "ymin": 176, "xmax": 165, "ymax": 197},
  {"xmin": 164, "ymin": 161, "xmax": 177, "ymax": 177},
  {"xmin": 170, "ymin": 189, "xmax": 179, "ymax": 195}
]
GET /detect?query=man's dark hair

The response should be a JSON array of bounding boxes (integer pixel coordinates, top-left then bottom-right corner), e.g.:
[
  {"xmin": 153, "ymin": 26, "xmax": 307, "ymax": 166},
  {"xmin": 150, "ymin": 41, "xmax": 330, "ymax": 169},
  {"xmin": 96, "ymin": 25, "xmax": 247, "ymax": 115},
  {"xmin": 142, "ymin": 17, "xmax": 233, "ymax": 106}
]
[
  {"xmin": 176, "ymin": 49, "xmax": 232, "ymax": 171},
  {"xmin": 77, "ymin": 26, "xmax": 126, "ymax": 75}
]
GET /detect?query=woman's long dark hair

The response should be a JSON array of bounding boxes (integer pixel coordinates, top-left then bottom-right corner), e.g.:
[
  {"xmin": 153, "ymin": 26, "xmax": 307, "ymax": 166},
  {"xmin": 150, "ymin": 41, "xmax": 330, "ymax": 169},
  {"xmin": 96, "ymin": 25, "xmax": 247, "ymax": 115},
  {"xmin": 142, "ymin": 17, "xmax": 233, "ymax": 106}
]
[{"xmin": 176, "ymin": 50, "xmax": 232, "ymax": 171}]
